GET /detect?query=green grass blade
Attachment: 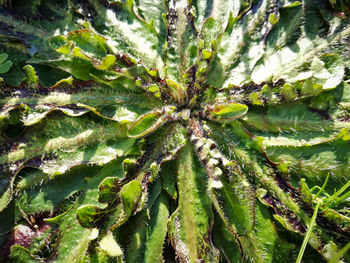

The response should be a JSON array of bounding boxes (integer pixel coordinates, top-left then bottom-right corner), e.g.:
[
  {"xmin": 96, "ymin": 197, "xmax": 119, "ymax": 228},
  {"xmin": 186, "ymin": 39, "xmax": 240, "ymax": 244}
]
[
  {"xmin": 329, "ymin": 242, "xmax": 350, "ymax": 263},
  {"xmin": 315, "ymin": 173, "xmax": 330, "ymax": 198},
  {"xmin": 296, "ymin": 201, "xmax": 321, "ymax": 263},
  {"xmin": 326, "ymin": 180, "xmax": 350, "ymax": 204}
]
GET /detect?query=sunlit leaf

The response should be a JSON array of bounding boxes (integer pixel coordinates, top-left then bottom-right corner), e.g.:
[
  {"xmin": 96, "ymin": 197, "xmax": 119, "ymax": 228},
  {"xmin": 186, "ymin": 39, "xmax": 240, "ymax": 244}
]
[{"xmin": 0, "ymin": 1, "xmax": 349, "ymax": 262}]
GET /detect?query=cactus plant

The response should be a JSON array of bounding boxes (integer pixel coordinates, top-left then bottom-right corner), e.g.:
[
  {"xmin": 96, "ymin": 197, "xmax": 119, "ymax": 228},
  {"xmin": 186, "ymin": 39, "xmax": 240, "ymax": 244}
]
[{"xmin": 0, "ymin": 0, "xmax": 350, "ymax": 262}]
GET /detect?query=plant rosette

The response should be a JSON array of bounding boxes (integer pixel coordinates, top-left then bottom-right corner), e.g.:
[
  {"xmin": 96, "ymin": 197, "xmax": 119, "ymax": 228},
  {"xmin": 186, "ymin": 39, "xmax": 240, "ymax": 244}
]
[{"xmin": 0, "ymin": 1, "xmax": 350, "ymax": 262}]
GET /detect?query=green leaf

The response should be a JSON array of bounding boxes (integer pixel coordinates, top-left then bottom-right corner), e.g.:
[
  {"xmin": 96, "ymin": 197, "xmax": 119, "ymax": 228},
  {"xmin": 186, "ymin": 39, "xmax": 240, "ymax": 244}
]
[
  {"xmin": 123, "ymin": 191, "xmax": 169, "ymax": 263},
  {"xmin": 318, "ymin": 54, "xmax": 344, "ymax": 90},
  {"xmin": 0, "ymin": 117, "xmax": 138, "ymax": 215},
  {"xmin": 142, "ymin": 193, "xmax": 169, "ymax": 263},
  {"xmin": 44, "ymin": 166, "xmax": 109, "ymax": 262},
  {"xmin": 1, "ymin": 1, "xmax": 349, "ymax": 262},
  {"xmin": 45, "ymin": 56, "xmax": 117, "ymax": 81},
  {"xmin": 209, "ymin": 175, "xmax": 254, "ymax": 236},
  {"xmin": 263, "ymin": 128, "xmax": 350, "ymax": 184},
  {"xmin": 0, "ymin": 175, "xmax": 15, "ymax": 212},
  {"xmin": 164, "ymin": 0, "xmax": 197, "ymax": 82},
  {"xmin": 0, "ymin": 53, "xmax": 8, "ymax": 64},
  {"xmin": 218, "ymin": 0, "xmax": 271, "ymax": 87},
  {"xmin": 268, "ymin": 13, "xmax": 279, "ymax": 25},
  {"xmin": 10, "ymin": 245, "xmax": 37, "ymax": 263},
  {"xmin": 22, "ymin": 65, "xmax": 39, "ymax": 86},
  {"xmin": 76, "ymin": 204, "xmax": 101, "ymax": 228},
  {"xmin": 212, "ymin": 213, "xmax": 242, "ymax": 262},
  {"xmin": 329, "ymin": 242, "xmax": 350, "ymax": 263},
  {"xmin": 1, "ymin": 78, "xmax": 162, "ymax": 125},
  {"xmin": 252, "ymin": 13, "xmax": 350, "ymax": 84},
  {"xmin": 99, "ymin": 54, "xmax": 116, "ymax": 70},
  {"xmin": 239, "ymin": 202, "xmax": 293, "ymax": 263},
  {"xmin": 65, "ymin": 26, "xmax": 109, "ymax": 59},
  {"xmin": 99, "ymin": 231, "xmax": 123, "ymax": 257},
  {"xmin": 161, "ymin": 161, "xmax": 178, "ymax": 199},
  {"xmin": 165, "ymin": 79, "xmax": 186, "ymax": 104},
  {"xmin": 0, "ymin": 60, "xmax": 13, "ymax": 74},
  {"xmin": 203, "ymin": 102, "xmax": 248, "ymax": 121},
  {"xmin": 168, "ymin": 143, "xmax": 219, "ymax": 262},
  {"xmin": 192, "ymin": 0, "xmax": 244, "ymax": 30},
  {"xmin": 102, "ymin": 1, "xmax": 166, "ymax": 77},
  {"xmin": 120, "ymin": 180, "xmax": 142, "ymax": 216},
  {"xmin": 199, "ymin": 18, "xmax": 222, "ymax": 50},
  {"xmin": 128, "ymin": 110, "xmax": 165, "ymax": 138},
  {"xmin": 98, "ymin": 177, "xmax": 120, "ymax": 204}
]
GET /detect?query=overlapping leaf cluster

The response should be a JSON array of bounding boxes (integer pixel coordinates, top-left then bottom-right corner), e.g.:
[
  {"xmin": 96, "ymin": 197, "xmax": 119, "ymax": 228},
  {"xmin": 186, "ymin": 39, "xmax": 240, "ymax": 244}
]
[{"xmin": 0, "ymin": 0, "xmax": 349, "ymax": 262}]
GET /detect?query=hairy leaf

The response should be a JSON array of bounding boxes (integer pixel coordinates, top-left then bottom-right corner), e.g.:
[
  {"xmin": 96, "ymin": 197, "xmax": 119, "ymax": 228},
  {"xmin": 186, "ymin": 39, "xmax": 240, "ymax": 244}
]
[{"xmin": 0, "ymin": 1, "xmax": 349, "ymax": 262}]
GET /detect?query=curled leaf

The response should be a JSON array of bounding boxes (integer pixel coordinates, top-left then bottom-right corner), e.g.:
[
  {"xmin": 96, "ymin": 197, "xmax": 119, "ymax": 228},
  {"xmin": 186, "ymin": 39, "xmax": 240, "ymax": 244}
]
[
  {"xmin": 0, "ymin": 53, "xmax": 13, "ymax": 74},
  {"xmin": 76, "ymin": 204, "xmax": 101, "ymax": 228},
  {"xmin": 120, "ymin": 180, "xmax": 142, "ymax": 216},
  {"xmin": 165, "ymin": 79, "xmax": 186, "ymax": 104},
  {"xmin": 99, "ymin": 231, "xmax": 123, "ymax": 258},
  {"xmin": 203, "ymin": 102, "xmax": 248, "ymax": 121},
  {"xmin": 128, "ymin": 107, "xmax": 175, "ymax": 138},
  {"xmin": 98, "ymin": 177, "xmax": 120, "ymax": 204},
  {"xmin": 128, "ymin": 111, "xmax": 164, "ymax": 138}
]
